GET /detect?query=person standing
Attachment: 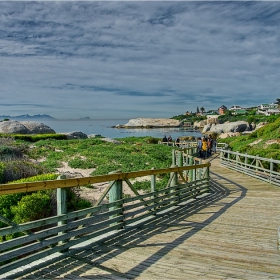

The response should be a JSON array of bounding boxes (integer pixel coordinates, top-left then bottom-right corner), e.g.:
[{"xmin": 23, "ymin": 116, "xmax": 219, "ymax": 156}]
[
  {"xmin": 207, "ymin": 135, "xmax": 213, "ymax": 157},
  {"xmin": 202, "ymin": 137, "xmax": 207, "ymax": 159},
  {"xmin": 167, "ymin": 135, "xmax": 173, "ymax": 146},
  {"xmin": 212, "ymin": 137, "xmax": 217, "ymax": 153},
  {"xmin": 175, "ymin": 137, "xmax": 180, "ymax": 147}
]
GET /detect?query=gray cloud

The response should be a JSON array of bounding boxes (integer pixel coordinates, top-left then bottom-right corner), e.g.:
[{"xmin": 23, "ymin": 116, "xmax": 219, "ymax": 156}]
[{"xmin": 0, "ymin": 2, "xmax": 279, "ymax": 118}]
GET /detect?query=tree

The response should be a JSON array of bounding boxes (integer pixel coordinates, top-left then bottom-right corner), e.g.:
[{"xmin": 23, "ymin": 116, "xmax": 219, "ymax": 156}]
[
  {"xmin": 200, "ymin": 107, "xmax": 205, "ymax": 114},
  {"xmin": 196, "ymin": 106, "xmax": 200, "ymax": 114}
]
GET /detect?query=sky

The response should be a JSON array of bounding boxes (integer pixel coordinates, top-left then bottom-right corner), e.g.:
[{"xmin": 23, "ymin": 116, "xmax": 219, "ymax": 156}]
[{"xmin": 0, "ymin": 1, "xmax": 280, "ymax": 120}]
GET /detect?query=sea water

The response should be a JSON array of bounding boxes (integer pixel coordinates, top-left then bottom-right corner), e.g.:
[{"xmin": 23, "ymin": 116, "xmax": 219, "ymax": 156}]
[{"xmin": 42, "ymin": 119, "xmax": 203, "ymax": 139}]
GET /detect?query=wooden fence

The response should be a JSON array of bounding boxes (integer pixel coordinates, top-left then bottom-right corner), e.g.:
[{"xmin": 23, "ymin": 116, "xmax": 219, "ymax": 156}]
[
  {"xmin": 220, "ymin": 149, "xmax": 280, "ymax": 187},
  {"xmin": 0, "ymin": 151, "xmax": 210, "ymax": 275}
]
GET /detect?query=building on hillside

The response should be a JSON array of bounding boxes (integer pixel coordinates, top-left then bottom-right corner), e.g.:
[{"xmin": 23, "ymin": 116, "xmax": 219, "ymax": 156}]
[
  {"xmin": 218, "ymin": 105, "xmax": 227, "ymax": 115},
  {"xmin": 229, "ymin": 105, "xmax": 243, "ymax": 111},
  {"xmin": 232, "ymin": 109, "xmax": 247, "ymax": 115},
  {"xmin": 257, "ymin": 103, "xmax": 280, "ymax": 116}
]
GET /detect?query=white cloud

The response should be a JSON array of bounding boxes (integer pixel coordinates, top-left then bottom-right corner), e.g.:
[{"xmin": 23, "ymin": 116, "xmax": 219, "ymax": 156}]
[{"xmin": 0, "ymin": 1, "xmax": 279, "ymax": 118}]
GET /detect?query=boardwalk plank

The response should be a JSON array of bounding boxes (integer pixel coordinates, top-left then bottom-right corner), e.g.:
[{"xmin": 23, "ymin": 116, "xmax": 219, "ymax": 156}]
[{"xmin": 2, "ymin": 156, "xmax": 280, "ymax": 279}]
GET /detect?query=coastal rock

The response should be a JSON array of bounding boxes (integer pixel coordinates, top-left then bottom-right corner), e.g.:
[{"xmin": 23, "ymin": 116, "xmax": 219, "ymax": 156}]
[
  {"xmin": 64, "ymin": 131, "xmax": 88, "ymax": 140},
  {"xmin": 0, "ymin": 120, "xmax": 29, "ymax": 134},
  {"xmin": 203, "ymin": 121, "xmax": 250, "ymax": 134},
  {"xmin": 122, "ymin": 118, "xmax": 181, "ymax": 128},
  {"xmin": 20, "ymin": 121, "xmax": 55, "ymax": 134},
  {"xmin": 88, "ymin": 134, "xmax": 102, "ymax": 138},
  {"xmin": 0, "ymin": 120, "xmax": 55, "ymax": 134},
  {"xmin": 193, "ymin": 120, "xmax": 207, "ymax": 129},
  {"xmin": 100, "ymin": 138, "xmax": 121, "ymax": 144}
]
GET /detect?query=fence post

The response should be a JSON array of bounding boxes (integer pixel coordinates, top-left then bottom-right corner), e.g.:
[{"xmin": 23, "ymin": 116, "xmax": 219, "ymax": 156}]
[
  {"xmin": 170, "ymin": 165, "xmax": 178, "ymax": 205},
  {"xmin": 245, "ymin": 153, "xmax": 248, "ymax": 169},
  {"xmin": 172, "ymin": 149, "xmax": 176, "ymax": 166},
  {"xmin": 57, "ymin": 175, "xmax": 67, "ymax": 241},
  {"xmin": 109, "ymin": 170, "xmax": 123, "ymax": 229},
  {"xmin": 151, "ymin": 167, "xmax": 156, "ymax": 213},
  {"xmin": 270, "ymin": 158, "xmax": 273, "ymax": 184},
  {"xmin": 57, "ymin": 175, "xmax": 67, "ymax": 218},
  {"xmin": 189, "ymin": 156, "xmax": 194, "ymax": 182},
  {"xmin": 178, "ymin": 151, "xmax": 183, "ymax": 167},
  {"xmin": 256, "ymin": 155, "xmax": 259, "ymax": 171},
  {"xmin": 198, "ymin": 158, "xmax": 202, "ymax": 180}
]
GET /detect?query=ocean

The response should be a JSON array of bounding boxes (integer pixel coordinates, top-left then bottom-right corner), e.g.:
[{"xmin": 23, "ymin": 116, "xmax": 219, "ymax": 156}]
[{"xmin": 42, "ymin": 119, "xmax": 203, "ymax": 139}]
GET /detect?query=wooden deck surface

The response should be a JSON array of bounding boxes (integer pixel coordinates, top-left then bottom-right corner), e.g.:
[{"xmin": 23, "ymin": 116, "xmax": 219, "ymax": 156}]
[{"xmin": 4, "ymin": 155, "xmax": 280, "ymax": 279}]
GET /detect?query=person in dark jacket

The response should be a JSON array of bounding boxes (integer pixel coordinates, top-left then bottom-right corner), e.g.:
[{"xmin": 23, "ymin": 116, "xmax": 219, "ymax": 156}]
[{"xmin": 175, "ymin": 137, "xmax": 180, "ymax": 147}]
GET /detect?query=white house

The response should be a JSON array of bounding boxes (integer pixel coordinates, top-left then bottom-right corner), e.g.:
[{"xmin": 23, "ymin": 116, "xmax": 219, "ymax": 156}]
[
  {"xmin": 229, "ymin": 105, "xmax": 243, "ymax": 111},
  {"xmin": 257, "ymin": 103, "xmax": 280, "ymax": 116}
]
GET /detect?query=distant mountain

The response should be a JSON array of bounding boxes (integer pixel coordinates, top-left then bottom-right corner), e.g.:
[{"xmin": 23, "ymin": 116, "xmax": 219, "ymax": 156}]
[{"xmin": 0, "ymin": 114, "xmax": 56, "ymax": 120}]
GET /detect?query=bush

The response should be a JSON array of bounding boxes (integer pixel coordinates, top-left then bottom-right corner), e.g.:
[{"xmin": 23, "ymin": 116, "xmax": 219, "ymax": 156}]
[
  {"xmin": 11, "ymin": 192, "xmax": 52, "ymax": 223},
  {"xmin": 2, "ymin": 160, "xmax": 45, "ymax": 183},
  {"xmin": 0, "ymin": 133, "xmax": 67, "ymax": 142}
]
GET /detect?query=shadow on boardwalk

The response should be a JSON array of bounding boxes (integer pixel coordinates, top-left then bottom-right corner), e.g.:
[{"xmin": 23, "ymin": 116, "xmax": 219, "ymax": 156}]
[{"xmin": 6, "ymin": 167, "xmax": 248, "ymax": 279}]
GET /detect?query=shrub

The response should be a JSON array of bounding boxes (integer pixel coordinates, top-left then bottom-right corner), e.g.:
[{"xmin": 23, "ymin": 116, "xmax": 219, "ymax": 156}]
[
  {"xmin": 2, "ymin": 160, "xmax": 45, "ymax": 183},
  {"xmin": 0, "ymin": 133, "xmax": 67, "ymax": 142},
  {"xmin": 11, "ymin": 192, "xmax": 52, "ymax": 223}
]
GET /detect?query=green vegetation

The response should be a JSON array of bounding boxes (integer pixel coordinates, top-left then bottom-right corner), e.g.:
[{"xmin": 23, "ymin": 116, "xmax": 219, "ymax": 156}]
[
  {"xmin": 218, "ymin": 115, "xmax": 280, "ymax": 160},
  {"xmin": 0, "ymin": 173, "xmax": 91, "ymax": 238},
  {"xmin": 171, "ymin": 114, "xmax": 206, "ymax": 123},
  {"xmin": 0, "ymin": 133, "xmax": 67, "ymax": 142},
  {"xmin": 1, "ymin": 114, "xmax": 279, "ymax": 230},
  {"xmin": 27, "ymin": 136, "xmax": 173, "ymax": 175},
  {"xmin": 0, "ymin": 135, "xmax": 176, "ymax": 230},
  {"xmin": 217, "ymin": 110, "xmax": 279, "ymax": 124}
]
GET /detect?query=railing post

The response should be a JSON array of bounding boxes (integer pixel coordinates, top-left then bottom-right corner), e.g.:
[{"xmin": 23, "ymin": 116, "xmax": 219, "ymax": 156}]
[
  {"xmin": 270, "ymin": 158, "xmax": 273, "ymax": 184},
  {"xmin": 151, "ymin": 167, "xmax": 156, "ymax": 213},
  {"xmin": 57, "ymin": 175, "xmax": 67, "ymax": 225},
  {"xmin": 170, "ymin": 165, "xmax": 178, "ymax": 187},
  {"xmin": 245, "ymin": 153, "xmax": 248, "ymax": 169},
  {"xmin": 170, "ymin": 165, "xmax": 178, "ymax": 205},
  {"xmin": 198, "ymin": 158, "xmax": 202, "ymax": 180},
  {"xmin": 172, "ymin": 149, "xmax": 176, "ymax": 166},
  {"xmin": 57, "ymin": 175, "xmax": 67, "ymax": 242},
  {"xmin": 178, "ymin": 151, "xmax": 183, "ymax": 168},
  {"xmin": 256, "ymin": 155, "xmax": 259, "ymax": 171},
  {"xmin": 109, "ymin": 170, "xmax": 123, "ymax": 229},
  {"xmin": 189, "ymin": 156, "xmax": 194, "ymax": 182}
]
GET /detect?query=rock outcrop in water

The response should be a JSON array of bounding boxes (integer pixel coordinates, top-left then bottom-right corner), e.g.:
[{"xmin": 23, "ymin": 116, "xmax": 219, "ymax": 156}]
[{"xmin": 116, "ymin": 118, "xmax": 181, "ymax": 128}]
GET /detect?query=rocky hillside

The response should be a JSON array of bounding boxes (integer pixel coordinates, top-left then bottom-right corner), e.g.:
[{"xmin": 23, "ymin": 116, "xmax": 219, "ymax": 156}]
[{"xmin": 116, "ymin": 118, "xmax": 181, "ymax": 128}]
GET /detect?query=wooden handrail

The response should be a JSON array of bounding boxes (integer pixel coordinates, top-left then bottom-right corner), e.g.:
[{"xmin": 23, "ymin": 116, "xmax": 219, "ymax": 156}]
[{"xmin": 0, "ymin": 164, "xmax": 210, "ymax": 195}]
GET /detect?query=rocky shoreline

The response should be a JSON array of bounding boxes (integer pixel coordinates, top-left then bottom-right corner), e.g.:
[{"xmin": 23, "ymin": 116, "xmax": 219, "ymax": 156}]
[
  {"xmin": 0, "ymin": 118, "xmax": 266, "ymax": 140},
  {"xmin": 114, "ymin": 118, "xmax": 182, "ymax": 128}
]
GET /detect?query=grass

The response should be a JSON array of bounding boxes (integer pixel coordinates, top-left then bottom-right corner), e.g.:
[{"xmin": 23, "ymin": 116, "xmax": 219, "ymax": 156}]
[
  {"xmin": 218, "ymin": 115, "xmax": 280, "ymax": 160},
  {"xmin": 27, "ymin": 136, "xmax": 175, "ymax": 175}
]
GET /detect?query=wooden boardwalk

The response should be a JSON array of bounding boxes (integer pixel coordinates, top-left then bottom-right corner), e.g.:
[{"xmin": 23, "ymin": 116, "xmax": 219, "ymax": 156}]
[{"xmin": 4, "ymin": 155, "xmax": 280, "ymax": 279}]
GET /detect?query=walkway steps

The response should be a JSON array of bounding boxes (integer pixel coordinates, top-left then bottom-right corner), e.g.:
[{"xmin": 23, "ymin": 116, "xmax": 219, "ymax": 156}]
[{"xmin": 2, "ymin": 155, "xmax": 280, "ymax": 279}]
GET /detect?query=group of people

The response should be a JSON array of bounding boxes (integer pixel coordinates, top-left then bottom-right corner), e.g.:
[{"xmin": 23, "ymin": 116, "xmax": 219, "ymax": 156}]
[
  {"xmin": 196, "ymin": 135, "xmax": 216, "ymax": 159},
  {"xmin": 162, "ymin": 135, "xmax": 181, "ymax": 147},
  {"xmin": 162, "ymin": 134, "xmax": 216, "ymax": 155}
]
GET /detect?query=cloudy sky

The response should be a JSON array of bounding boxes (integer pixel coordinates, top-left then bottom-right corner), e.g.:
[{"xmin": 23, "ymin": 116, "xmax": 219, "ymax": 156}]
[{"xmin": 0, "ymin": 1, "xmax": 279, "ymax": 119}]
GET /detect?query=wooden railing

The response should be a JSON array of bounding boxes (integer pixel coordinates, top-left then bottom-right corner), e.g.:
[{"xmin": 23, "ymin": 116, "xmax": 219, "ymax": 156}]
[
  {"xmin": 220, "ymin": 149, "xmax": 280, "ymax": 187},
  {"xmin": 159, "ymin": 140, "xmax": 197, "ymax": 149},
  {"xmin": 0, "ymin": 153, "xmax": 210, "ymax": 275}
]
